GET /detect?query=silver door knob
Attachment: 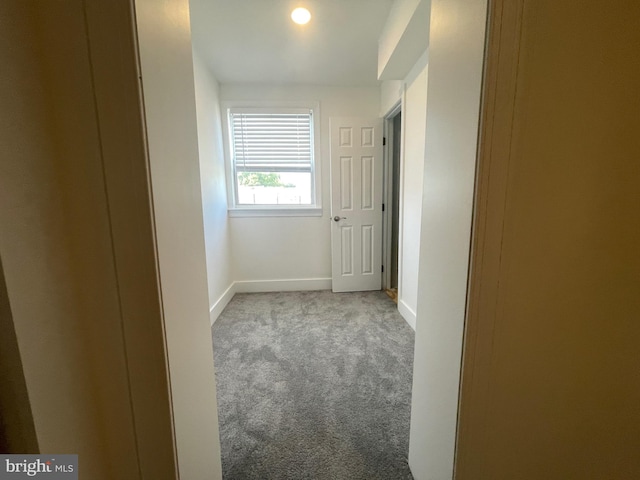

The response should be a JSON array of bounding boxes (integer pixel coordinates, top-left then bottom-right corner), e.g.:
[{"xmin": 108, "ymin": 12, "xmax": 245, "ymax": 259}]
[{"xmin": 333, "ymin": 216, "xmax": 346, "ymax": 222}]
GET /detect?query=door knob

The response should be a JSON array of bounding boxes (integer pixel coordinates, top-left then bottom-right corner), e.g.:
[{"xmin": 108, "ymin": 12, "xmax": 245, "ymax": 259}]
[{"xmin": 333, "ymin": 216, "xmax": 347, "ymax": 222}]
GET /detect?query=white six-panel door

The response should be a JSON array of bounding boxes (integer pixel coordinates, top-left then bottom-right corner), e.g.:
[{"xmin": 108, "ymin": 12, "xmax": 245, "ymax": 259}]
[{"xmin": 330, "ymin": 117, "xmax": 383, "ymax": 292}]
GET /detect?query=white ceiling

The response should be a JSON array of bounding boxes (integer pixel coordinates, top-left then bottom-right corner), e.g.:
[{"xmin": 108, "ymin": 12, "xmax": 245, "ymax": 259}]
[{"xmin": 189, "ymin": 0, "xmax": 394, "ymax": 86}]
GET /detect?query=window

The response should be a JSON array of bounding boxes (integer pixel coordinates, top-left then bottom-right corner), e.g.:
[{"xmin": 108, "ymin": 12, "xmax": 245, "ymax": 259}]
[{"xmin": 225, "ymin": 104, "xmax": 321, "ymax": 216}]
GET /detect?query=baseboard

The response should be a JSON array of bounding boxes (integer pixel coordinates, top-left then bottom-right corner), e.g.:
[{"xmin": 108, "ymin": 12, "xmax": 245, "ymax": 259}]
[
  {"xmin": 212, "ymin": 280, "xmax": 407, "ymax": 326},
  {"xmin": 398, "ymin": 299, "xmax": 416, "ymax": 331},
  {"xmin": 209, "ymin": 283, "xmax": 236, "ymax": 326},
  {"xmin": 209, "ymin": 279, "xmax": 332, "ymax": 324},
  {"xmin": 234, "ymin": 278, "xmax": 332, "ymax": 293}
]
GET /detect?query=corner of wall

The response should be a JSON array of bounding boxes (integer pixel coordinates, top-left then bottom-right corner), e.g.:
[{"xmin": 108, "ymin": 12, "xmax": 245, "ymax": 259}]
[
  {"xmin": 398, "ymin": 299, "xmax": 417, "ymax": 330},
  {"xmin": 381, "ymin": 80, "xmax": 404, "ymax": 117},
  {"xmin": 192, "ymin": 45, "xmax": 234, "ymax": 320},
  {"xmin": 209, "ymin": 282, "xmax": 236, "ymax": 326}
]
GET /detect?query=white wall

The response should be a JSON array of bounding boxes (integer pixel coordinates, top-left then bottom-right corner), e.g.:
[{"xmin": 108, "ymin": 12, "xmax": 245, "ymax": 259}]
[
  {"xmin": 407, "ymin": 0, "xmax": 488, "ymax": 478},
  {"xmin": 135, "ymin": 0, "xmax": 223, "ymax": 478},
  {"xmin": 397, "ymin": 51, "xmax": 429, "ymax": 328},
  {"xmin": 380, "ymin": 80, "xmax": 404, "ymax": 117},
  {"xmin": 378, "ymin": 0, "xmax": 430, "ymax": 80},
  {"xmin": 378, "ymin": 0, "xmax": 420, "ymax": 71},
  {"xmin": 192, "ymin": 50, "xmax": 234, "ymax": 321},
  {"xmin": 220, "ymin": 84, "xmax": 380, "ymax": 290}
]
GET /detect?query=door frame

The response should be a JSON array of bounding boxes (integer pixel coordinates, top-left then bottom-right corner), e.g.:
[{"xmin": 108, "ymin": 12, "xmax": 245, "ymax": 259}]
[
  {"xmin": 77, "ymin": 1, "xmax": 510, "ymax": 479},
  {"xmin": 381, "ymin": 101, "xmax": 403, "ymax": 291},
  {"xmin": 455, "ymin": 0, "xmax": 525, "ymax": 475}
]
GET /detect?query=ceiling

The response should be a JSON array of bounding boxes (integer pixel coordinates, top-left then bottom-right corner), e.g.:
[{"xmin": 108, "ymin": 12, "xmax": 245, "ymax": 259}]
[{"xmin": 189, "ymin": 0, "xmax": 394, "ymax": 86}]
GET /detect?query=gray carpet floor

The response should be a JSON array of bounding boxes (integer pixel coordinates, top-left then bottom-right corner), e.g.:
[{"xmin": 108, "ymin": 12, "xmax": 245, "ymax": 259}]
[{"xmin": 211, "ymin": 290, "xmax": 415, "ymax": 480}]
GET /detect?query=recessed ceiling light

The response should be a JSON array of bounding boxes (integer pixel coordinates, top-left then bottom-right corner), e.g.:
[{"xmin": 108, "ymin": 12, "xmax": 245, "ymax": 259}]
[{"xmin": 291, "ymin": 7, "xmax": 311, "ymax": 25}]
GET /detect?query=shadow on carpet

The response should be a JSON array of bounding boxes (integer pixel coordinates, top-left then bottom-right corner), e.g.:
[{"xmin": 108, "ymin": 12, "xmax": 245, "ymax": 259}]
[{"xmin": 212, "ymin": 290, "xmax": 415, "ymax": 480}]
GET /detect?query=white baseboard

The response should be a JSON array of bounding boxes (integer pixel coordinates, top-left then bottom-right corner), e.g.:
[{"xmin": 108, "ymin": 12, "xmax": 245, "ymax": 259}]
[
  {"xmin": 398, "ymin": 299, "xmax": 416, "ymax": 331},
  {"xmin": 209, "ymin": 279, "xmax": 331, "ymax": 325},
  {"xmin": 209, "ymin": 283, "xmax": 236, "ymax": 326},
  {"xmin": 234, "ymin": 278, "xmax": 332, "ymax": 293}
]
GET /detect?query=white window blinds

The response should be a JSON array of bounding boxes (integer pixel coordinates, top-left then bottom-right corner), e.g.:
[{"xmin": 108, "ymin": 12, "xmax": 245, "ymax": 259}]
[{"xmin": 230, "ymin": 109, "xmax": 313, "ymax": 173}]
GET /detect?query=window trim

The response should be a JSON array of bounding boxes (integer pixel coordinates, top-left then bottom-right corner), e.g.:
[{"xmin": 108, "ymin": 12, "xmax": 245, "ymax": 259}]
[{"xmin": 221, "ymin": 100, "xmax": 322, "ymax": 216}]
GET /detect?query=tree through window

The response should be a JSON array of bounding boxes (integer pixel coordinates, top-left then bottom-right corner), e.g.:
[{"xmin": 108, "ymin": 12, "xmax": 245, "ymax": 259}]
[{"xmin": 229, "ymin": 108, "xmax": 316, "ymax": 206}]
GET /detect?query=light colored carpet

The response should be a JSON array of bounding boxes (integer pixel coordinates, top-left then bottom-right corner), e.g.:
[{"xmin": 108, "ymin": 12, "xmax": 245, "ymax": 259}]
[{"xmin": 212, "ymin": 290, "xmax": 415, "ymax": 479}]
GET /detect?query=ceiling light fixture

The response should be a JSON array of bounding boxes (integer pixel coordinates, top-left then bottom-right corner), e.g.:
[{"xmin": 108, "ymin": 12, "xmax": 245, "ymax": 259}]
[{"xmin": 291, "ymin": 7, "xmax": 311, "ymax": 25}]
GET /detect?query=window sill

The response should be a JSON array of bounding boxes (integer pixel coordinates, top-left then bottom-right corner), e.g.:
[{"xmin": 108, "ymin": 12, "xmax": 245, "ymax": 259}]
[{"xmin": 228, "ymin": 207, "xmax": 323, "ymax": 218}]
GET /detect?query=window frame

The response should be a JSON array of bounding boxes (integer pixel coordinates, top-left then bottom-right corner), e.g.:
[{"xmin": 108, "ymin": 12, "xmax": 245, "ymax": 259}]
[{"xmin": 221, "ymin": 101, "xmax": 322, "ymax": 217}]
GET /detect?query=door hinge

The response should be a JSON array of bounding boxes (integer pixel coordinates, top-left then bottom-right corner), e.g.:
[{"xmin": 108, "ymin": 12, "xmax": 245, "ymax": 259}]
[
  {"xmin": 382, "ymin": 203, "xmax": 385, "ymax": 212},
  {"xmin": 381, "ymin": 265, "xmax": 384, "ymax": 273},
  {"xmin": 383, "ymin": 137, "xmax": 386, "ymax": 146}
]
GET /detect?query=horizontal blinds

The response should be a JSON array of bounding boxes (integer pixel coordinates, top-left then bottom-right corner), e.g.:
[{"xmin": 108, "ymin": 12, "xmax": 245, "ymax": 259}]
[{"xmin": 230, "ymin": 111, "xmax": 313, "ymax": 173}]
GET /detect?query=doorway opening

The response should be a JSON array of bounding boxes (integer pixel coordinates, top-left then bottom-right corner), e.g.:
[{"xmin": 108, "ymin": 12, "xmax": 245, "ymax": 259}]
[{"xmin": 383, "ymin": 105, "xmax": 402, "ymax": 304}]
